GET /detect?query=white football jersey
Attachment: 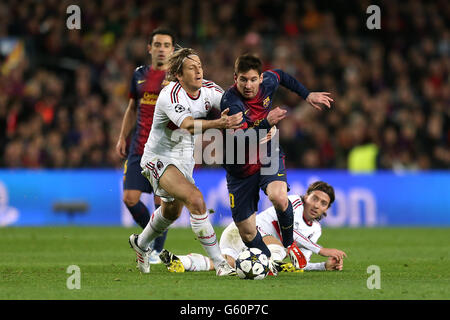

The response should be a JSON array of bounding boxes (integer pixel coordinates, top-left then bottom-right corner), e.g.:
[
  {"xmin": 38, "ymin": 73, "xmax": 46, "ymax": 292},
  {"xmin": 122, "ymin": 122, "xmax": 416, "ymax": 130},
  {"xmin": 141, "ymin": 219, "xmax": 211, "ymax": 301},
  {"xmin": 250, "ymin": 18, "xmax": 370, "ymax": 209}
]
[
  {"xmin": 256, "ymin": 194, "xmax": 323, "ymax": 262},
  {"xmin": 143, "ymin": 79, "xmax": 224, "ymax": 162}
]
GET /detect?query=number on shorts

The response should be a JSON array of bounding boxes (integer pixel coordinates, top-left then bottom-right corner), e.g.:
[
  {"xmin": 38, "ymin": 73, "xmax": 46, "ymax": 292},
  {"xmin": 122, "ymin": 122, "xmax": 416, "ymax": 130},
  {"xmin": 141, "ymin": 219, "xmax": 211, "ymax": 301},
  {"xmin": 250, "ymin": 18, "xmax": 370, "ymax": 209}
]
[{"xmin": 229, "ymin": 193, "xmax": 235, "ymax": 208}]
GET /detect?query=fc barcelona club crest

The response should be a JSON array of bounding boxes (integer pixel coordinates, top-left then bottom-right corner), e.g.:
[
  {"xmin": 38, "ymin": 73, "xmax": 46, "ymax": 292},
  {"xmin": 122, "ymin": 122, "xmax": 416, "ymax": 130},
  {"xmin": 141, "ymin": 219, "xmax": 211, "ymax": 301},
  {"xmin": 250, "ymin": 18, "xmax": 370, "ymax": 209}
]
[{"xmin": 263, "ymin": 97, "xmax": 270, "ymax": 108}]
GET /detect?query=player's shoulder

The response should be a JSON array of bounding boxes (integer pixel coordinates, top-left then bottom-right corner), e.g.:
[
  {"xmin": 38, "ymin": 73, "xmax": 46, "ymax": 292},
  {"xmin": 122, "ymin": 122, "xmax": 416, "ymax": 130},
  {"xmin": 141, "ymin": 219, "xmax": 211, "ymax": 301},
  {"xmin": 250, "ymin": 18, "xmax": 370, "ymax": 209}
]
[
  {"xmin": 312, "ymin": 220, "xmax": 322, "ymax": 233},
  {"xmin": 161, "ymin": 81, "xmax": 181, "ymax": 96},
  {"xmin": 202, "ymin": 79, "xmax": 223, "ymax": 90},
  {"xmin": 262, "ymin": 69, "xmax": 281, "ymax": 87},
  {"xmin": 202, "ymin": 79, "xmax": 224, "ymax": 95},
  {"xmin": 264, "ymin": 69, "xmax": 281, "ymax": 80},
  {"xmin": 221, "ymin": 85, "xmax": 243, "ymax": 105},
  {"xmin": 156, "ymin": 81, "xmax": 180, "ymax": 104},
  {"xmin": 288, "ymin": 194, "xmax": 303, "ymax": 206},
  {"xmin": 133, "ymin": 65, "xmax": 149, "ymax": 75}
]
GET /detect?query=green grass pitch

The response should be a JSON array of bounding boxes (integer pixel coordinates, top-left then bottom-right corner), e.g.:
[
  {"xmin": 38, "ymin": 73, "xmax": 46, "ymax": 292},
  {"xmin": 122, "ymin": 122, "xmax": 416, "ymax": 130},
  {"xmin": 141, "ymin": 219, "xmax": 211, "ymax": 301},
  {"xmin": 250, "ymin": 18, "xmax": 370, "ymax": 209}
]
[{"xmin": 0, "ymin": 226, "xmax": 449, "ymax": 300}]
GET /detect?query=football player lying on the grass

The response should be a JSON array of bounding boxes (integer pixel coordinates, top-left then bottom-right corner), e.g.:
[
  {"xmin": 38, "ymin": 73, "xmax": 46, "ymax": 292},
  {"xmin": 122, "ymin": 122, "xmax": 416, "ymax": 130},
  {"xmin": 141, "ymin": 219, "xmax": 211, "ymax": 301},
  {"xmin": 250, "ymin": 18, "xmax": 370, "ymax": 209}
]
[{"xmin": 160, "ymin": 181, "xmax": 347, "ymax": 273}]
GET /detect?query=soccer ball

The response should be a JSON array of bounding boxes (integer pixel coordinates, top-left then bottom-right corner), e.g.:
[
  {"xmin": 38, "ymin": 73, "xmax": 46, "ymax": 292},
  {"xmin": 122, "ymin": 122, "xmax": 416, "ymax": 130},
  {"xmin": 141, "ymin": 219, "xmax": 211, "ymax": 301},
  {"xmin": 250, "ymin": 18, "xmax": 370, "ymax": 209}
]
[{"xmin": 235, "ymin": 248, "xmax": 269, "ymax": 280}]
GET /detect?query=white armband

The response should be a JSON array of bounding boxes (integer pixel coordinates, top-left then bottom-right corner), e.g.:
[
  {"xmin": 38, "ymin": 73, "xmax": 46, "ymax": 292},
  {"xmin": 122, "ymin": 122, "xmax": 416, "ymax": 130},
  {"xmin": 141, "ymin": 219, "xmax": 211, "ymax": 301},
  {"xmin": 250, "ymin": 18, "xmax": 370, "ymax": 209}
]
[{"xmin": 303, "ymin": 262, "xmax": 326, "ymax": 271}]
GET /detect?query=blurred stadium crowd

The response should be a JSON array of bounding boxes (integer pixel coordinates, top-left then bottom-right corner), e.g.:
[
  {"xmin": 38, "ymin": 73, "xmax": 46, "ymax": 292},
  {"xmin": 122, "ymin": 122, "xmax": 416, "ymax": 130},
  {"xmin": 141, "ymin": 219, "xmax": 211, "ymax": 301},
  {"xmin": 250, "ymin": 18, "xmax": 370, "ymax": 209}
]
[{"xmin": 0, "ymin": 0, "xmax": 448, "ymax": 170}]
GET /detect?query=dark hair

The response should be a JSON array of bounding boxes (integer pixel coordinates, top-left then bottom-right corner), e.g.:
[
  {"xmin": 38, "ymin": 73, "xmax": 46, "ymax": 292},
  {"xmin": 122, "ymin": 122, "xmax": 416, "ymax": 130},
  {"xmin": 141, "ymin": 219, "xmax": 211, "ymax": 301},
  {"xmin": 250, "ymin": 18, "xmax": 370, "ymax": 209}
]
[
  {"xmin": 306, "ymin": 181, "xmax": 335, "ymax": 208},
  {"xmin": 149, "ymin": 27, "xmax": 176, "ymax": 46},
  {"xmin": 234, "ymin": 54, "xmax": 262, "ymax": 75},
  {"xmin": 303, "ymin": 181, "xmax": 335, "ymax": 222}
]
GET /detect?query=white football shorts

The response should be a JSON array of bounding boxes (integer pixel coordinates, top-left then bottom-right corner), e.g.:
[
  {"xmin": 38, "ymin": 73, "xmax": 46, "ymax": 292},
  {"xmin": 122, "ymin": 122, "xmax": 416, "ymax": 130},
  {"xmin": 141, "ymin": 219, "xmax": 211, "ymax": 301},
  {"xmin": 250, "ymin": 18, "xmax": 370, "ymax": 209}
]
[
  {"xmin": 219, "ymin": 222, "xmax": 246, "ymax": 260},
  {"xmin": 140, "ymin": 153, "xmax": 195, "ymax": 202}
]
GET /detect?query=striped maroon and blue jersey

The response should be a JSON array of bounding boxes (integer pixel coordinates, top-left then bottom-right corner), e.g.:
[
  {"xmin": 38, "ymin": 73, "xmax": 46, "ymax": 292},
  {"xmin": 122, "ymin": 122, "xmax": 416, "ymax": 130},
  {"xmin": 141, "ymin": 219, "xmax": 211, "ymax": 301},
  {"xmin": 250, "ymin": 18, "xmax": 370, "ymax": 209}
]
[
  {"xmin": 220, "ymin": 69, "xmax": 310, "ymax": 178},
  {"xmin": 128, "ymin": 65, "xmax": 167, "ymax": 156}
]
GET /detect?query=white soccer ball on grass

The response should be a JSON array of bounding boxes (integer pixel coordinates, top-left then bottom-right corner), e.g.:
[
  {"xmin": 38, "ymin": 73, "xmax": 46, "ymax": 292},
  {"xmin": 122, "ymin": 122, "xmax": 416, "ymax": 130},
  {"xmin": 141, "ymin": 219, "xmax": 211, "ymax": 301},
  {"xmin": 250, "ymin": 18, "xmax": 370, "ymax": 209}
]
[{"xmin": 235, "ymin": 247, "xmax": 269, "ymax": 280}]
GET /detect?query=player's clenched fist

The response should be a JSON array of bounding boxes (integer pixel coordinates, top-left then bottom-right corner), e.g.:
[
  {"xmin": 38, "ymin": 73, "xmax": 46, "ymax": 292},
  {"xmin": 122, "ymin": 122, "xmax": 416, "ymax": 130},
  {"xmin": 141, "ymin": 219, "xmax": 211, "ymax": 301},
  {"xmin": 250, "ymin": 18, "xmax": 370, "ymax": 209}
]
[
  {"xmin": 318, "ymin": 247, "xmax": 347, "ymax": 263},
  {"xmin": 267, "ymin": 107, "xmax": 287, "ymax": 126},
  {"xmin": 325, "ymin": 256, "xmax": 344, "ymax": 271}
]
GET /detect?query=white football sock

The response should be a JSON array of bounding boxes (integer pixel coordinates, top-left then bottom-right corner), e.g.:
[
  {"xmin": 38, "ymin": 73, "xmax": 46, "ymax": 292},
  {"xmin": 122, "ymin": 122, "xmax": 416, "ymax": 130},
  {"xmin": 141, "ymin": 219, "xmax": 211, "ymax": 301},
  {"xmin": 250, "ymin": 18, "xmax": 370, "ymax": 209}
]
[
  {"xmin": 137, "ymin": 207, "xmax": 173, "ymax": 250},
  {"xmin": 179, "ymin": 253, "xmax": 211, "ymax": 272},
  {"xmin": 267, "ymin": 244, "xmax": 287, "ymax": 261},
  {"xmin": 190, "ymin": 212, "xmax": 225, "ymax": 268}
]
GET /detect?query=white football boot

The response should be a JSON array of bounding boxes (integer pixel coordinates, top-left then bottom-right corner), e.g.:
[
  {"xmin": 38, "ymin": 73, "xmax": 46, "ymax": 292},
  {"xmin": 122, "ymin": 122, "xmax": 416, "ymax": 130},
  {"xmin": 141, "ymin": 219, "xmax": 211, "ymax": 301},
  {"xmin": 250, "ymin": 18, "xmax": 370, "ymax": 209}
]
[
  {"xmin": 267, "ymin": 258, "xmax": 279, "ymax": 276},
  {"xmin": 129, "ymin": 234, "xmax": 150, "ymax": 273}
]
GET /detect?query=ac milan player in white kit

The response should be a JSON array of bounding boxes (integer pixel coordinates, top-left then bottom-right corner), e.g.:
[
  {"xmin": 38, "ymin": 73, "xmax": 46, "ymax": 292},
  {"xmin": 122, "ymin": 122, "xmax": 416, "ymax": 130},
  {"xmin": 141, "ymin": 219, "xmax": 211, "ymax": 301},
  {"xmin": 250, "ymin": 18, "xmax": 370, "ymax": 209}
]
[
  {"xmin": 159, "ymin": 181, "xmax": 347, "ymax": 273},
  {"xmin": 129, "ymin": 47, "xmax": 243, "ymax": 276}
]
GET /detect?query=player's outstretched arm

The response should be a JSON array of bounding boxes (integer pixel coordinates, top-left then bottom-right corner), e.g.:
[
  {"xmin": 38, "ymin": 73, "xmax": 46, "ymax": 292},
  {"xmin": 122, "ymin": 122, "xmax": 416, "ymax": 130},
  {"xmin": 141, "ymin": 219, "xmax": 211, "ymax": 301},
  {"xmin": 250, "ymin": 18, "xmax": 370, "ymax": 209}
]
[
  {"xmin": 318, "ymin": 247, "xmax": 347, "ymax": 263},
  {"xmin": 266, "ymin": 107, "xmax": 287, "ymax": 126},
  {"xmin": 180, "ymin": 108, "xmax": 243, "ymax": 134},
  {"xmin": 306, "ymin": 92, "xmax": 334, "ymax": 110},
  {"xmin": 273, "ymin": 69, "xmax": 333, "ymax": 111}
]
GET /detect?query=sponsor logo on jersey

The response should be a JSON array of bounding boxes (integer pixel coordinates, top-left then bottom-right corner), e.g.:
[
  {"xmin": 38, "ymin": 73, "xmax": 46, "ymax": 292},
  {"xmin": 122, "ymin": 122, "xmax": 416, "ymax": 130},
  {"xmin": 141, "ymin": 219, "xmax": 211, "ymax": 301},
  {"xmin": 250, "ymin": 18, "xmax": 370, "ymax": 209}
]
[
  {"xmin": 140, "ymin": 92, "xmax": 158, "ymax": 105},
  {"xmin": 263, "ymin": 97, "xmax": 270, "ymax": 108}
]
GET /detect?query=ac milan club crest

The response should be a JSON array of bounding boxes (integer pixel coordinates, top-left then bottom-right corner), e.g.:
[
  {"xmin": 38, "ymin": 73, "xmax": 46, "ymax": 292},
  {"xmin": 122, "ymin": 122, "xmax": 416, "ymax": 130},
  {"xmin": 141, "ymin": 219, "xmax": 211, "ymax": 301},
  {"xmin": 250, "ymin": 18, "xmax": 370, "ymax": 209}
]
[
  {"xmin": 157, "ymin": 160, "xmax": 164, "ymax": 170},
  {"xmin": 204, "ymin": 100, "xmax": 211, "ymax": 111}
]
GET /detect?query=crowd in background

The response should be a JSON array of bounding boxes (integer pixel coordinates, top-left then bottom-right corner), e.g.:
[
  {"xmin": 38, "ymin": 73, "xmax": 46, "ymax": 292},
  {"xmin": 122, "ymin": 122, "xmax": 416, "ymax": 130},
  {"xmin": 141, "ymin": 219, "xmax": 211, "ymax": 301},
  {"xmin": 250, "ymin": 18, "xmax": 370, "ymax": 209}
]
[{"xmin": 0, "ymin": 0, "xmax": 448, "ymax": 171}]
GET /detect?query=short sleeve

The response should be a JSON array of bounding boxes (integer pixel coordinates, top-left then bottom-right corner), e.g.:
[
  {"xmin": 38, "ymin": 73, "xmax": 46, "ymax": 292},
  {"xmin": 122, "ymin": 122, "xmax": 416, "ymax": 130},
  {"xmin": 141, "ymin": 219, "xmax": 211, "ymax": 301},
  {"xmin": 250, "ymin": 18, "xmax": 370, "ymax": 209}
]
[
  {"xmin": 163, "ymin": 102, "xmax": 193, "ymax": 127},
  {"xmin": 210, "ymin": 84, "xmax": 225, "ymax": 110},
  {"xmin": 128, "ymin": 71, "xmax": 138, "ymax": 99}
]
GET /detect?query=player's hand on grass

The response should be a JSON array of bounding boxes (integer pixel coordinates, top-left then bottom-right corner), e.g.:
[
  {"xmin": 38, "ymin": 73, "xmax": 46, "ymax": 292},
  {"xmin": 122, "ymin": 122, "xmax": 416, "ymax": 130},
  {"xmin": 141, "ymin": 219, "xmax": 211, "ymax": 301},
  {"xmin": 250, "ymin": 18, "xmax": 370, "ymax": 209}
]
[
  {"xmin": 319, "ymin": 248, "xmax": 347, "ymax": 263},
  {"xmin": 306, "ymin": 92, "xmax": 333, "ymax": 110},
  {"xmin": 267, "ymin": 107, "xmax": 287, "ymax": 126},
  {"xmin": 116, "ymin": 137, "xmax": 127, "ymax": 158},
  {"xmin": 325, "ymin": 256, "xmax": 343, "ymax": 271}
]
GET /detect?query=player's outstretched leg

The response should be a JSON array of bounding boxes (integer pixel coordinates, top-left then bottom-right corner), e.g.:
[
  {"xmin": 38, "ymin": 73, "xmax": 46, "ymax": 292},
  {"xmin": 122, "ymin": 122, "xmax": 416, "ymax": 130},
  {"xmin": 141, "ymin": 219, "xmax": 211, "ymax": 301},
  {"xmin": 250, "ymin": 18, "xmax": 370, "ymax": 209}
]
[
  {"xmin": 190, "ymin": 213, "xmax": 236, "ymax": 276},
  {"xmin": 236, "ymin": 214, "xmax": 278, "ymax": 276},
  {"xmin": 129, "ymin": 205, "xmax": 176, "ymax": 273},
  {"xmin": 275, "ymin": 199, "xmax": 294, "ymax": 247}
]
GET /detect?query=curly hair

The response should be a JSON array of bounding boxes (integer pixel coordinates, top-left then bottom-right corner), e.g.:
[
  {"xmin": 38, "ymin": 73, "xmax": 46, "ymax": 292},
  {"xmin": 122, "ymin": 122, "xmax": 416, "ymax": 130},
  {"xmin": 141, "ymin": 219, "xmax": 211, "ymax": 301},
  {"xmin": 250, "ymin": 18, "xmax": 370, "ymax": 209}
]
[{"xmin": 166, "ymin": 47, "xmax": 199, "ymax": 82}]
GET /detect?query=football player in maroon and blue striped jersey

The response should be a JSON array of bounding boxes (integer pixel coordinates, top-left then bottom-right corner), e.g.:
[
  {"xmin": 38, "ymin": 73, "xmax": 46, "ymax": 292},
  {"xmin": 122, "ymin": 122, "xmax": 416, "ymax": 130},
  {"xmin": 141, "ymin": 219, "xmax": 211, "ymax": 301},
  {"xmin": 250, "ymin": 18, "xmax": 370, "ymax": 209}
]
[{"xmin": 220, "ymin": 54, "xmax": 333, "ymax": 270}]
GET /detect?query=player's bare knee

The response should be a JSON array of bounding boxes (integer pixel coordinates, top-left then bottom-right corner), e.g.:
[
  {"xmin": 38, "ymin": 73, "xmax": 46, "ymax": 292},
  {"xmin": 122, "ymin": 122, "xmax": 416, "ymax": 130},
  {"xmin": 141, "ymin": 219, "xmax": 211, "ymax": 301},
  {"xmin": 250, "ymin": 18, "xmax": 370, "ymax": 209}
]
[
  {"xmin": 123, "ymin": 194, "xmax": 139, "ymax": 207},
  {"xmin": 239, "ymin": 229, "xmax": 257, "ymax": 243},
  {"xmin": 269, "ymin": 193, "xmax": 288, "ymax": 211},
  {"xmin": 162, "ymin": 201, "xmax": 182, "ymax": 220},
  {"xmin": 185, "ymin": 191, "xmax": 206, "ymax": 215}
]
